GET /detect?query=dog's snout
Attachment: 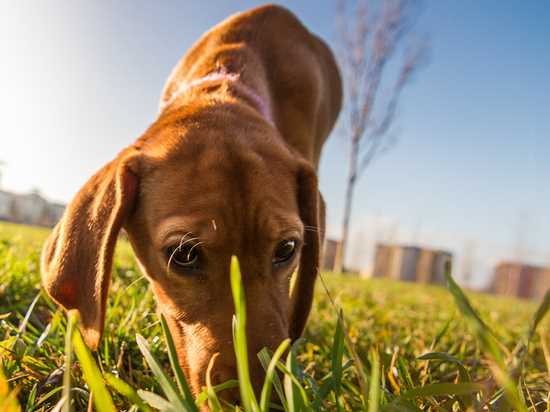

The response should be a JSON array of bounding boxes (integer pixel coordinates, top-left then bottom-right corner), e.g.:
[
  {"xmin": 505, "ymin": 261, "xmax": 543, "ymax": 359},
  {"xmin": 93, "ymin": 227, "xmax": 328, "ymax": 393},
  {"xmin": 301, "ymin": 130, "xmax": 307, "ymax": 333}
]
[
  {"xmin": 210, "ymin": 363, "xmax": 240, "ymax": 403},
  {"xmin": 209, "ymin": 356, "xmax": 268, "ymax": 400},
  {"xmin": 211, "ymin": 362, "xmax": 237, "ymax": 385}
]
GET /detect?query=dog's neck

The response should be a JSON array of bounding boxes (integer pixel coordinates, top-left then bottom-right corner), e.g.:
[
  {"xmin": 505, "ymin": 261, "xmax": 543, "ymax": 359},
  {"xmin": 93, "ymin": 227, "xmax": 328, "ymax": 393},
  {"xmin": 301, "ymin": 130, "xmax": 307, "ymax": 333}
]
[{"xmin": 161, "ymin": 68, "xmax": 274, "ymax": 126}]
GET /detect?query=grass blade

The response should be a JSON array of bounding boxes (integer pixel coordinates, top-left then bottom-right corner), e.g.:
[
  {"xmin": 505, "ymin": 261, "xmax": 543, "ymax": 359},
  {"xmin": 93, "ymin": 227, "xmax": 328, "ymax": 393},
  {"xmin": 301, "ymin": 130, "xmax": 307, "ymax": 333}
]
[
  {"xmin": 444, "ymin": 263, "xmax": 501, "ymax": 360},
  {"xmin": 16, "ymin": 292, "xmax": 40, "ymax": 336},
  {"xmin": 259, "ymin": 338, "xmax": 290, "ymax": 412},
  {"xmin": 137, "ymin": 390, "xmax": 174, "ymax": 411},
  {"xmin": 206, "ymin": 353, "xmax": 223, "ymax": 412},
  {"xmin": 528, "ymin": 289, "xmax": 550, "ymax": 341},
  {"xmin": 195, "ymin": 380, "xmax": 239, "ymax": 407},
  {"xmin": 24, "ymin": 383, "xmax": 38, "ymax": 411},
  {"xmin": 72, "ymin": 325, "xmax": 116, "ymax": 412},
  {"xmin": 417, "ymin": 352, "xmax": 471, "ymax": 382},
  {"xmin": 401, "ymin": 382, "xmax": 483, "ymax": 399},
  {"xmin": 368, "ymin": 349, "xmax": 380, "ymax": 412},
  {"xmin": 61, "ymin": 310, "xmax": 77, "ymax": 412},
  {"xmin": 258, "ymin": 349, "xmax": 288, "ymax": 412},
  {"xmin": 135, "ymin": 334, "xmax": 189, "ymax": 412},
  {"xmin": 230, "ymin": 255, "xmax": 260, "ymax": 412},
  {"xmin": 444, "ymin": 262, "xmax": 527, "ymax": 412},
  {"xmin": 276, "ymin": 362, "xmax": 309, "ymax": 409},
  {"xmin": 432, "ymin": 318, "xmax": 452, "ymax": 349},
  {"xmin": 284, "ymin": 350, "xmax": 302, "ymax": 412},
  {"xmin": 160, "ymin": 314, "xmax": 198, "ymax": 412},
  {"xmin": 282, "ymin": 347, "xmax": 310, "ymax": 412},
  {"xmin": 104, "ymin": 373, "xmax": 153, "ymax": 412},
  {"xmin": 318, "ymin": 272, "xmax": 368, "ymax": 402},
  {"xmin": 331, "ymin": 310, "xmax": 345, "ymax": 405}
]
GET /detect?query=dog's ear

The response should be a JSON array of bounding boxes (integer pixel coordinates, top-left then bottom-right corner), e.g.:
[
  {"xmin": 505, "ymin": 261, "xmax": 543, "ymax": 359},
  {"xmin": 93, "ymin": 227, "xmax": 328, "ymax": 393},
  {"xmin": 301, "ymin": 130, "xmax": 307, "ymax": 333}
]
[
  {"xmin": 41, "ymin": 150, "xmax": 140, "ymax": 349},
  {"xmin": 289, "ymin": 162, "xmax": 324, "ymax": 341}
]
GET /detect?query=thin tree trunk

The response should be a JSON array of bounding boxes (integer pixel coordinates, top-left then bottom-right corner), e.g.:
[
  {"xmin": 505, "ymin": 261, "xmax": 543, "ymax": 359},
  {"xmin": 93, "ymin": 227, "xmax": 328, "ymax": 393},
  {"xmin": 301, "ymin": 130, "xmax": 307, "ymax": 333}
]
[{"xmin": 334, "ymin": 139, "xmax": 359, "ymax": 273}]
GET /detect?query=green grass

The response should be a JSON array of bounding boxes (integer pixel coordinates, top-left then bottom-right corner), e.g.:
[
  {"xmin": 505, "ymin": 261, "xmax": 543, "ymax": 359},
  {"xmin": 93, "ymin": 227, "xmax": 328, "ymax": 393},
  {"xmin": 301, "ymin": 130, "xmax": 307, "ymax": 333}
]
[{"xmin": 1, "ymin": 221, "xmax": 549, "ymax": 411}]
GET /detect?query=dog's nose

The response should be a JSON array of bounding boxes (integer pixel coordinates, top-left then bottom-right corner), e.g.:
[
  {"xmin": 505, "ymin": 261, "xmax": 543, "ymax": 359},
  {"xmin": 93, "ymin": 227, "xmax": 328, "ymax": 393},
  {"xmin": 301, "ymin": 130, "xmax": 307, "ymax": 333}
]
[
  {"xmin": 211, "ymin": 364, "xmax": 240, "ymax": 403},
  {"xmin": 211, "ymin": 361, "xmax": 267, "ymax": 403},
  {"xmin": 211, "ymin": 363, "xmax": 237, "ymax": 384}
]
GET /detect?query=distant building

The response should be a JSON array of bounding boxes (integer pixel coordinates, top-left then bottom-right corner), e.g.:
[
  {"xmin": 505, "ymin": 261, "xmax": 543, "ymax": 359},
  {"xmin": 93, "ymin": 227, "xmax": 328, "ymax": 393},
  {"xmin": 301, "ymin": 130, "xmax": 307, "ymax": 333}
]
[
  {"xmin": 492, "ymin": 262, "xmax": 550, "ymax": 301},
  {"xmin": 322, "ymin": 239, "xmax": 341, "ymax": 272},
  {"xmin": 0, "ymin": 190, "xmax": 13, "ymax": 220},
  {"xmin": 0, "ymin": 190, "xmax": 64, "ymax": 227},
  {"xmin": 372, "ymin": 243, "xmax": 453, "ymax": 285}
]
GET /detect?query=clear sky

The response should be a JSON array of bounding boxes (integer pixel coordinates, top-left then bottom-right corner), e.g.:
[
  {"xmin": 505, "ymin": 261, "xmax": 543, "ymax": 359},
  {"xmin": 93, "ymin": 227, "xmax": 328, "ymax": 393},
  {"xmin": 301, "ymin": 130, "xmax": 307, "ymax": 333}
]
[{"xmin": 1, "ymin": 1, "xmax": 549, "ymax": 288}]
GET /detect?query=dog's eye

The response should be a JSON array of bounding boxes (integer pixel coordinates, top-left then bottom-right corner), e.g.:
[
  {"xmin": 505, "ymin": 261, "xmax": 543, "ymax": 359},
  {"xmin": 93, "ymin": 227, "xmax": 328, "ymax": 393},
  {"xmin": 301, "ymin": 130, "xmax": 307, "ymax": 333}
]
[
  {"xmin": 273, "ymin": 239, "xmax": 297, "ymax": 265},
  {"xmin": 166, "ymin": 243, "xmax": 201, "ymax": 270}
]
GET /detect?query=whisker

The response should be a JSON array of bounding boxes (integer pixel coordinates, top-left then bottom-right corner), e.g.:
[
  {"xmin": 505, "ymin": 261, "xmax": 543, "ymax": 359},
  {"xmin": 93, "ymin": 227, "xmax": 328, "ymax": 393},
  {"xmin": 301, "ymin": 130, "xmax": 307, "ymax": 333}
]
[
  {"xmin": 179, "ymin": 236, "xmax": 200, "ymax": 249},
  {"xmin": 177, "ymin": 233, "xmax": 194, "ymax": 248},
  {"xmin": 167, "ymin": 235, "xmax": 202, "ymax": 271},
  {"xmin": 304, "ymin": 227, "xmax": 320, "ymax": 233},
  {"xmin": 187, "ymin": 241, "xmax": 204, "ymax": 260},
  {"xmin": 303, "ymin": 225, "xmax": 320, "ymax": 231},
  {"xmin": 123, "ymin": 274, "xmax": 147, "ymax": 292},
  {"xmin": 167, "ymin": 248, "xmax": 178, "ymax": 271}
]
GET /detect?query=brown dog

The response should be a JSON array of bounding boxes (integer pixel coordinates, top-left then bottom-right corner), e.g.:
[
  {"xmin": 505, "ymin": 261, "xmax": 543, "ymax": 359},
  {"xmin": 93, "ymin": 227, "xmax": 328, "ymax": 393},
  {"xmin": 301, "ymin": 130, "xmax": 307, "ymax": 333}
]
[{"xmin": 41, "ymin": 4, "xmax": 341, "ymax": 399}]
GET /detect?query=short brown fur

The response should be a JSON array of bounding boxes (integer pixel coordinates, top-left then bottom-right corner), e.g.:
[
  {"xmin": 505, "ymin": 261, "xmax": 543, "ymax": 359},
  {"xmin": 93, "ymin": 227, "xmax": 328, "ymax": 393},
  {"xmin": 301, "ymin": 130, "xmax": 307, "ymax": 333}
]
[{"xmin": 41, "ymin": 4, "xmax": 341, "ymax": 400}]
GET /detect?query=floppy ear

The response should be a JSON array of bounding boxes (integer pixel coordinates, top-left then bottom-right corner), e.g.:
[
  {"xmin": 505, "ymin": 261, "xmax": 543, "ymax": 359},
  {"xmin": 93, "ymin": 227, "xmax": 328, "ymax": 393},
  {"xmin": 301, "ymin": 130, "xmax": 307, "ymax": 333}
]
[
  {"xmin": 41, "ymin": 150, "xmax": 139, "ymax": 349},
  {"xmin": 289, "ymin": 163, "xmax": 324, "ymax": 341}
]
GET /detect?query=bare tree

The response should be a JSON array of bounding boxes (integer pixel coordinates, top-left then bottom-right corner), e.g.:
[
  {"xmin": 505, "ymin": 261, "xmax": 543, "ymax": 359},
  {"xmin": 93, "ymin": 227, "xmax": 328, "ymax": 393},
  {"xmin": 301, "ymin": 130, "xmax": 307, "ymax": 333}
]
[{"xmin": 333, "ymin": 0, "xmax": 428, "ymax": 273}]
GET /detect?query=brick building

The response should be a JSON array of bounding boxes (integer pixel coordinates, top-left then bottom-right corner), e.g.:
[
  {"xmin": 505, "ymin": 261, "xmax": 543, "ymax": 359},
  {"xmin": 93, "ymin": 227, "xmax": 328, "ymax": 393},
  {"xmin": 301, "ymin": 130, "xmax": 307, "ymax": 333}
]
[
  {"xmin": 322, "ymin": 239, "xmax": 341, "ymax": 272},
  {"xmin": 372, "ymin": 243, "xmax": 453, "ymax": 285},
  {"xmin": 492, "ymin": 262, "xmax": 550, "ymax": 300}
]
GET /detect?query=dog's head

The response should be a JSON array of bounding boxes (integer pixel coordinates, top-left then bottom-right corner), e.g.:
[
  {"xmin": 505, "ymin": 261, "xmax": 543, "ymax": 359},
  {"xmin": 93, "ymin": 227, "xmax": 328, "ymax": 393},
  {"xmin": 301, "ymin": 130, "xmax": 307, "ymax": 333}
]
[{"xmin": 41, "ymin": 102, "xmax": 321, "ymax": 397}]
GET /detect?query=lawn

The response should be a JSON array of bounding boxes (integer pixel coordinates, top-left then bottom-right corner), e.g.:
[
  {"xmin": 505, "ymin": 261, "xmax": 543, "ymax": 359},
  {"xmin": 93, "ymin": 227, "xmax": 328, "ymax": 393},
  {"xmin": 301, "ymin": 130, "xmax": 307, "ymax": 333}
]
[{"xmin": 0, "ymin": 221, "xmax": 548, "ymax": 411}]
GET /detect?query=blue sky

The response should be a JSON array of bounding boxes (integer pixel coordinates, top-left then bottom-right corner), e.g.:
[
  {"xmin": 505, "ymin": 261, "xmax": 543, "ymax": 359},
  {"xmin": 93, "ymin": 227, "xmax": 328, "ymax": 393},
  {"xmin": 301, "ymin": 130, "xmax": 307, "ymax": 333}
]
[{"xmin": 1, "ymin": 1, "xmax": 549, "ymax": 287}]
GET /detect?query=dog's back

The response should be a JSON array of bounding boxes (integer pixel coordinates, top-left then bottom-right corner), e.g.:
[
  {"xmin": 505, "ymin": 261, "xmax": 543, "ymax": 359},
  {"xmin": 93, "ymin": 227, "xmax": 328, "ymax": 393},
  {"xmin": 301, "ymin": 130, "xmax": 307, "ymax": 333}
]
[{"xmin": 161, "ymin": 4, "xmax": 342, "ymax": 168}]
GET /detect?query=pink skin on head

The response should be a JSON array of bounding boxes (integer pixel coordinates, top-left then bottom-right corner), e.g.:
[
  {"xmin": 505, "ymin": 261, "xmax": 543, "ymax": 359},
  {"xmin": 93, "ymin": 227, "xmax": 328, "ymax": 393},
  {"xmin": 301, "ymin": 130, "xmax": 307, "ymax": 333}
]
[{"xmin": 161, "ymin": 68, "xmax": 274, "ymax": 126}]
